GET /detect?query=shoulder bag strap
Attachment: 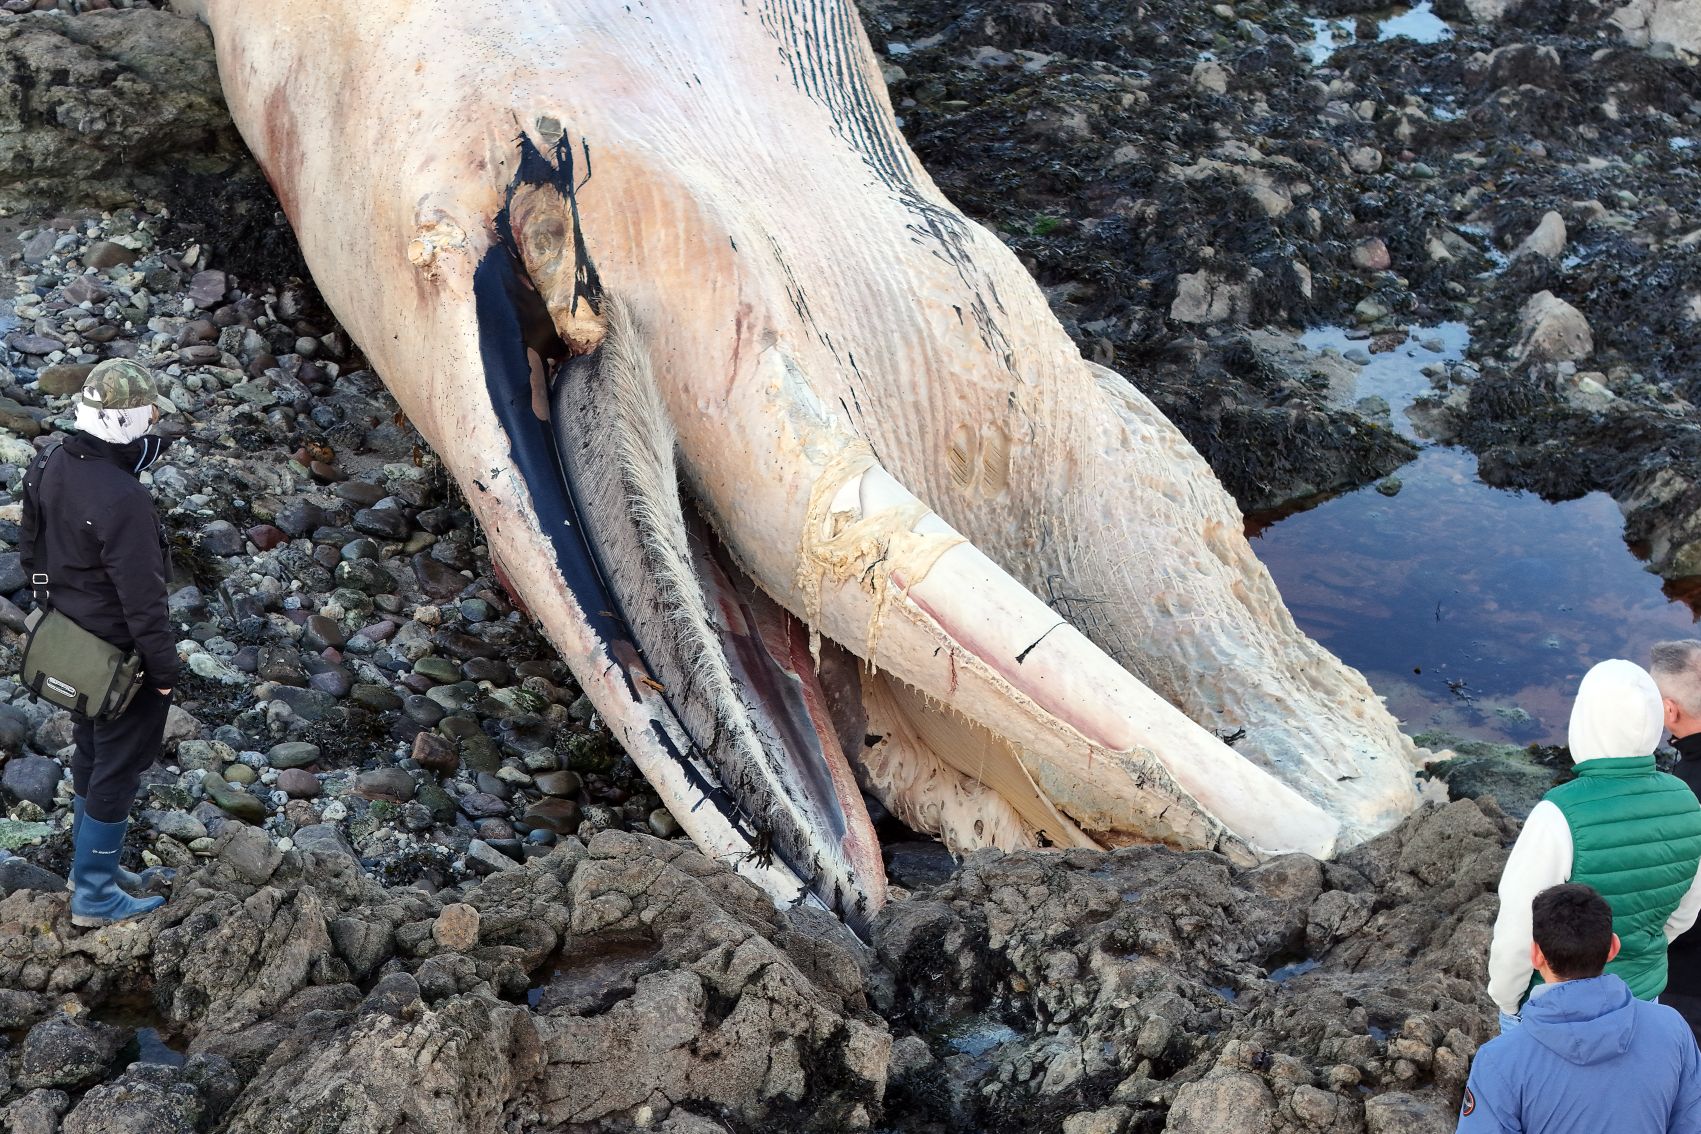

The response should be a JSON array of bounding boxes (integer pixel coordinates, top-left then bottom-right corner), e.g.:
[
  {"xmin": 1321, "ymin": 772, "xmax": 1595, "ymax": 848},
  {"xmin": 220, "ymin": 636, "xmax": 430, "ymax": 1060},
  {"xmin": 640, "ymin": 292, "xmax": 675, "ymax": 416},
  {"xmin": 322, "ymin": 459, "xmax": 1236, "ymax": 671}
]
[{"xmin": 25, "ymin": 437, "xmax": 67, "ymax": 612}]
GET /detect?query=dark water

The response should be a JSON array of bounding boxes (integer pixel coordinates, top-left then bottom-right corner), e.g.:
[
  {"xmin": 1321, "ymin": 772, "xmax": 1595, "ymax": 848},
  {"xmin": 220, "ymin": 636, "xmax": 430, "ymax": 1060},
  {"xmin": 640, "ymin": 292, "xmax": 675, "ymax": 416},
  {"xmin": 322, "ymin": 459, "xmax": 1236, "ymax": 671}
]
[{"xmin": 1250, "ymin": 325, "xmax": 1698, "ymax": 747}]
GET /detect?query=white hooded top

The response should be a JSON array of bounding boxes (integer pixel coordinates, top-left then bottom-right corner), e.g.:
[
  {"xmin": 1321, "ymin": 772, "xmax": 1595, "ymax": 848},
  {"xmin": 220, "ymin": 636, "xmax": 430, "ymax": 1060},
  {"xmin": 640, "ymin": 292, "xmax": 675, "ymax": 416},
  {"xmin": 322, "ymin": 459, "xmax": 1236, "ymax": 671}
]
[{"xmin": 1487, "ymin": 659, "xmax": 1701, "ymax": 1014}]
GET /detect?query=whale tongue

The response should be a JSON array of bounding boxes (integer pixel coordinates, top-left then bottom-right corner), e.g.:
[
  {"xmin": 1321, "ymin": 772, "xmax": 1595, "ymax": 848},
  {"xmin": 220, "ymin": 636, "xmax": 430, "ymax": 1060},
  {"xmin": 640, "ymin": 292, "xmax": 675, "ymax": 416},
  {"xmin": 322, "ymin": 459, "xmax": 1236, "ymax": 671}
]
[{"xmin": 686, "ymin": 512, "xmax": 885, "ymax": 919}]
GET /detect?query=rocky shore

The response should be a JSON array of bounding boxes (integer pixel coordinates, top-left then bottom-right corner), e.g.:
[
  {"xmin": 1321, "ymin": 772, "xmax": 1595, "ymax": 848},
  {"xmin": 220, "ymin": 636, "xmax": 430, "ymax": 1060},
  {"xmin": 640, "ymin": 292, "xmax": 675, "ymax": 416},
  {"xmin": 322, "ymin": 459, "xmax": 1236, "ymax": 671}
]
[{"xmin": 0, "ymin": 0, "xmax": 1693, "ymax": 1130}]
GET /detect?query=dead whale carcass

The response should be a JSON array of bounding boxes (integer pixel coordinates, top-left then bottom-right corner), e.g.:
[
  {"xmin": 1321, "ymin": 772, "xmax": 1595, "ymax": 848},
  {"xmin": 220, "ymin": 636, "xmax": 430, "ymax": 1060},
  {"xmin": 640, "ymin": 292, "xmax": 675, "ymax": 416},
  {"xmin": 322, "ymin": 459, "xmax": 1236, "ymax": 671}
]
[{"xmin": 169, "ymin": 0, "xmax": 1422, "ymax": 931}]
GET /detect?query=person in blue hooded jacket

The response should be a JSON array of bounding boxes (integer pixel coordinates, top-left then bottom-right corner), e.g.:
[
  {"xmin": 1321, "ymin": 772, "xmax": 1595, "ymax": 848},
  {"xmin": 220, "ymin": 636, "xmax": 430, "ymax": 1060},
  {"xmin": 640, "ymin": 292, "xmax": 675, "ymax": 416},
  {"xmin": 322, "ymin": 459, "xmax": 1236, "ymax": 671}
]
[{"xmin": 1460, "ymin": 883, "xmax": 1701, "ymax": 1133}]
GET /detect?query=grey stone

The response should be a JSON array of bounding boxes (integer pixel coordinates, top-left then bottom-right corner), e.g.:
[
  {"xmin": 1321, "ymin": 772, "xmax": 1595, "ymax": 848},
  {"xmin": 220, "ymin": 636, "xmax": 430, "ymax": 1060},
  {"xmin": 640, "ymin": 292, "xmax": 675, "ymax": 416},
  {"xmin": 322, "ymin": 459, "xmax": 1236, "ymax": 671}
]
[
  {"xmin": 301, "ymin": 615, "xmax": 346, "ymax": 652},
  {"xmin": 457, "ymin": 792, "xmax": 509, "ymax": 820},
  {"xmin": 1166, "ymin": 1072, "xmax": 1275, "ymax": 1134},
  {"xmin": 19, "ymin": 1015, "xmax": 127, "ymax": 1090},
  {"xmin": 275, "ymin": 769, "xmax": 320, "ymax": 799},
  {"xmin": 217, "ymin": 823, "xmax": 282, "ymax": 885},
  {"xmin": 83, "ymin": 240, "xmax": 136, "ymax": 270},
  {"xmin": 350, "ymin": 684, "xmax": 402, "ymax": 712},
  {"xmin": 273, "ymin": 499, "xmax": 330, "ymax": 539},
  {"xmin": 411, "ymin": 552, "xmax": 468, "ymax": 600},
  {"xmin": 187, "ymin": 270, "xmax": 228, "ymax": 309},
  {"xmin": 465, "ymin": 839, "xmax": 520, "ymax": 874},
  {"xmin": 307, "ymin": 669, "xmax": 351, "ymax": 698},
  {"xmin": 412, "ymin": 657, "xmax": 460, "ymax": 684},
  {"xmin": 0, "ymin": 854, "xmax": 65, "ymax": 895},
  {"xmin": 0, "ymin": 551, "xmax": 27, "ymax": 594},
  {"xmin": 201, "ymin": 770, "xmax": 266, "ymax": 823},
  {"xmin": 268, "ymin": 687, "xmax": 337, "ymax": 722},
  {"xmin": 402, "ymin": 695, "xmax": 445, "ymax": 727},
  {"xmin": 2, "ymin": 755, "xmax": 61, "ymax": 810},
  {"xmin": 352, "ymin": 507, "xmax": 410, "ymax": 541},
  {"xmin": 139, "ymin": 809, "xmax": 207, "ymax": 842},
  {"xmin": 265, "ymin": 742, "xmax": 320, "ymax": 770},
  {"xmin": 291, "ymin": 823, "xmax": 352, "ymax": 859},
  {"xmin": 197, "ymin": 520, "xmax": 243, "ymax": 557},
  {"xmin": 354, "ymin": 767, "xmax": 415, "ymax": 803}
]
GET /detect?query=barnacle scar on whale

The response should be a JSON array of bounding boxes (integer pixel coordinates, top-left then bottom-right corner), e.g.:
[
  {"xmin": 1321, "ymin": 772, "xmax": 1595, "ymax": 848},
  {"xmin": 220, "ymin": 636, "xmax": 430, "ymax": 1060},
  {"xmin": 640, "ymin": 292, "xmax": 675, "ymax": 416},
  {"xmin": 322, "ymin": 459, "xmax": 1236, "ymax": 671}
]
[{"xmin": 170, "ymin": 0, "xmax": 1422, "ymax": 932}]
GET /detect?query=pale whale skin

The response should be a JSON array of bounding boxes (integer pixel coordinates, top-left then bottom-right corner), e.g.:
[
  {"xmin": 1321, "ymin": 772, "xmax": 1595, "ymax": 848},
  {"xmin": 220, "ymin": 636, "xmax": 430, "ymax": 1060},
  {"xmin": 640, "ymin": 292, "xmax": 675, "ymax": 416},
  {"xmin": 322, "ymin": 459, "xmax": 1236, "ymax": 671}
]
[{"xmin": 169, "ymin": 0, "xmax": 1422, "ymax": 920}]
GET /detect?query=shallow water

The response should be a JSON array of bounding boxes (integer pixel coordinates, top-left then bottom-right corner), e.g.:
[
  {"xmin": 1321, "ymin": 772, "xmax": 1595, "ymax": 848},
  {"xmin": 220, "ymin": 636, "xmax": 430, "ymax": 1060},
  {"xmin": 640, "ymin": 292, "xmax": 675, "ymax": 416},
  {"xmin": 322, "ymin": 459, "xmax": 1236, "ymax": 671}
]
[
  {"xmin": 1249, "ymin": 326, "xmax": 1698, "ymax": 747},
  {"xmin": 1305, "ymin": 2, "xmax": 1453, "ymax": 66}
]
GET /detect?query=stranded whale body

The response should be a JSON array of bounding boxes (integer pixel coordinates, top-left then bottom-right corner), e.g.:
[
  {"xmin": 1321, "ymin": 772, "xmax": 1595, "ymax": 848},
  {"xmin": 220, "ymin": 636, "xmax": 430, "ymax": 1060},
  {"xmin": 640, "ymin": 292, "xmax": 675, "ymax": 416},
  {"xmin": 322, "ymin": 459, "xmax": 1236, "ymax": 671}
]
[{"xmin": 168, "ymin": 0, "xmax": 1422, "ymax": 930}]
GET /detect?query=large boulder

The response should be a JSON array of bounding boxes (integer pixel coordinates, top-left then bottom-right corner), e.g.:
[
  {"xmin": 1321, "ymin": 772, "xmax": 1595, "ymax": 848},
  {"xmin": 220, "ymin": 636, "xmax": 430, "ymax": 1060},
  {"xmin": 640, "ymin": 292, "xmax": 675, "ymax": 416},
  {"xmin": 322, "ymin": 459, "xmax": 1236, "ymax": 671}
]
[
  {"xmin": 874, "ymin": 800, "xmax": 1514, "ymax": 1133},
  {"xmin": 0, "ymin": 824, "xmax": 887, "ymax": 1134},
  {"xmin": 0, "ymin": 9, "xmax": 243, "ymax": 210}
]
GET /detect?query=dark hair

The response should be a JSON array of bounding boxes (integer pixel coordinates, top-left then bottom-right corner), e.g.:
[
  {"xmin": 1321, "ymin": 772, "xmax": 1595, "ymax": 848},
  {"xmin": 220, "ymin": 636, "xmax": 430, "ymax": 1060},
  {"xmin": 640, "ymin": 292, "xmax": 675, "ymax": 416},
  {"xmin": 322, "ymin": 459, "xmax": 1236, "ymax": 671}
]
[{"xmin": 1532, "ymin": 883, "xmax": 1614, "ymax": 980}]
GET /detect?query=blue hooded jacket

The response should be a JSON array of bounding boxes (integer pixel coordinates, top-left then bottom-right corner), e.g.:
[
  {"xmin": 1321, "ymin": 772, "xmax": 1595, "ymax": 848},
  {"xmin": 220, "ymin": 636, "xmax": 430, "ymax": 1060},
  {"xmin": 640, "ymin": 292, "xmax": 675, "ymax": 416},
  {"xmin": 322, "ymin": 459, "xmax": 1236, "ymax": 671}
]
[{"xmin": 1459, "ymin": 973, "xmax": 1701, "ymax": 1132}]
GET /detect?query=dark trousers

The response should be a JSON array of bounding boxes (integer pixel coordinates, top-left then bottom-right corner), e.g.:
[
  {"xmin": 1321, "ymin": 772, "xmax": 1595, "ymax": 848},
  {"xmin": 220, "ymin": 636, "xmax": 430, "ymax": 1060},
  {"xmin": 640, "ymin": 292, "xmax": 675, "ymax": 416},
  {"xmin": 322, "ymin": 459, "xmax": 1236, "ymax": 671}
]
[{"xmin": 70, "ymin": 687, "xmax": 171, "ymax": 824}]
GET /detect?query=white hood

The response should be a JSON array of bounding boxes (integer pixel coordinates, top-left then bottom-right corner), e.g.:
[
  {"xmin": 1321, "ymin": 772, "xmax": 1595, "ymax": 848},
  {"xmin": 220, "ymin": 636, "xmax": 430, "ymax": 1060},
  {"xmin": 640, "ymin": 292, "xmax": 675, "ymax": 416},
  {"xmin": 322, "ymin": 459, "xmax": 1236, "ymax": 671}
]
[{"xmin": 1568, "ymin": 659, "xmax": 1663, "ymax": 763}]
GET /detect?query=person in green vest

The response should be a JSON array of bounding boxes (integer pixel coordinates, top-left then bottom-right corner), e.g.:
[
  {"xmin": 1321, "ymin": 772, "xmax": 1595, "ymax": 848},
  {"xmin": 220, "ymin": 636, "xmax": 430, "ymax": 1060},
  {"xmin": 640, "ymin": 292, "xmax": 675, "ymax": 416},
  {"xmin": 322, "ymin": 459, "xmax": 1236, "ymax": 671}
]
[{"xmin": 1488, "ymin": 659, "xmax": 1701, "ymax": 1031}]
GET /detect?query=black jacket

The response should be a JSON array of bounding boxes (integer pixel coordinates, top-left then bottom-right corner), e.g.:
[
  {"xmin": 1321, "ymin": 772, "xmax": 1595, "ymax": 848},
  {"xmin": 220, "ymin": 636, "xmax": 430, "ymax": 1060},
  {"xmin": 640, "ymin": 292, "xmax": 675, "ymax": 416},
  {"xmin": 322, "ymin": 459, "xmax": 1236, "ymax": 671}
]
[
  {"xmin": 18, "ymin": 432, "xmax": 178, "ymax": 687},
  {"xmin": 1667, "ymin": 733, "xmax": 1701, "ymax": 1000}
]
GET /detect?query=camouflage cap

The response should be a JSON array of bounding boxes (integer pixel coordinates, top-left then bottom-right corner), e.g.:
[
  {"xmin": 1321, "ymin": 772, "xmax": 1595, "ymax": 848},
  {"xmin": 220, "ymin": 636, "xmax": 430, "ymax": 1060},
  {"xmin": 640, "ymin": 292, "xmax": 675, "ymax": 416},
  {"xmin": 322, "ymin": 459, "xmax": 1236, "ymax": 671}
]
[{"xmin": 77, "ymin": 359, "xmax": 173, "ymax": 414}]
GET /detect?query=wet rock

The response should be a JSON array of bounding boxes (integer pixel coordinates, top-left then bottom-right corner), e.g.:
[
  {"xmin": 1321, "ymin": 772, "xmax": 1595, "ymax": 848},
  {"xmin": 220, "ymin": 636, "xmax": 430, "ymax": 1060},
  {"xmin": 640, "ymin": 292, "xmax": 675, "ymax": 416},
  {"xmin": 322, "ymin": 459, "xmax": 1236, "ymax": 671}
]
[
  {"xmin": 1, "ymin": 754, "xmax": 60, "ymax": 810},
  {"xmin": 523, "ymin": 798, "xmax": 580, "ymax": 835},
  {"xmin": 1515, "ymin": 291, "xmax": 1593, "ymax": 363}
]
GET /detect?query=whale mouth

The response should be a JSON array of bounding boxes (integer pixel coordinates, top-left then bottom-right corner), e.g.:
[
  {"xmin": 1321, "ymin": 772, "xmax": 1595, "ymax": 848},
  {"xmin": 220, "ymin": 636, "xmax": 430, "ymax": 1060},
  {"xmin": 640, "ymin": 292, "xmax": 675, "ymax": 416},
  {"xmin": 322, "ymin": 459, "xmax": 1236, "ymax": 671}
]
[
  {"xmin": 473, "ymin": 143, "xmax": 887, "ymax": 932},
  {"xmin": 468, "ymin": 133, "xmax": 1344, "ymax": 935}
]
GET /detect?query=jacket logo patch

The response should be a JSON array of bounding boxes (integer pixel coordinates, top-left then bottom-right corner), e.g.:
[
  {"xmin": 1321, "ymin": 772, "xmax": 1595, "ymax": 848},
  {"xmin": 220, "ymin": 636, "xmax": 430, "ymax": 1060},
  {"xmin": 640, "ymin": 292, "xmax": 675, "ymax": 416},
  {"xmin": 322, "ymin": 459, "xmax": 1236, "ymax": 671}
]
[{"xmin": 1461, "ymin": 1086, "xmax": 1475, "ymax": 1117}]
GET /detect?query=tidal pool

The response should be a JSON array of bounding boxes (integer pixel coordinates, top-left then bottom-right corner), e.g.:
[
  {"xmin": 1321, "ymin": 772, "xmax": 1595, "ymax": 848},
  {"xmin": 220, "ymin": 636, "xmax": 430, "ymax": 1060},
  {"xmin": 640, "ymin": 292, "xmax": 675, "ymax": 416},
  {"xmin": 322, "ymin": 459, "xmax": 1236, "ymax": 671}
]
[
  {"xmin": 1306, "ymin": 1, "xmax": 1453, "ymax": 66},
  {"xmin": 1249, "ymin": 325, "xmax": 1697, "ymax": 747}
]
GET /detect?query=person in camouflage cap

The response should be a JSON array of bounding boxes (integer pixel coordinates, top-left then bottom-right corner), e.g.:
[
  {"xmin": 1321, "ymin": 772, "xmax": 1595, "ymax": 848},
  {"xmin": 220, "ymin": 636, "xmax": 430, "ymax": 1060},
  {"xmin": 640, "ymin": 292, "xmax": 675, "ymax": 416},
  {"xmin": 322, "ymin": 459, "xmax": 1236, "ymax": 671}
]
[
  {"xmin": 73, "ymin": 359, "xmax": 175, "ymax": 449},
  {"xmin": 19, "ymin": 355, "xmax": 177, "ymax": 925}
]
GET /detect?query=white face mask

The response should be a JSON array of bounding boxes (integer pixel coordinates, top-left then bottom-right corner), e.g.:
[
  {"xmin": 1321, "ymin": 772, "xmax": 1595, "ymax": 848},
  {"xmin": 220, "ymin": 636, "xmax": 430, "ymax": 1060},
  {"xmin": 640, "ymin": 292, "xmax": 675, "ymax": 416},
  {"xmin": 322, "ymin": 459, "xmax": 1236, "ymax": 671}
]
[{"xmin": 74, "ymin": 401, "xmax": 156, "ymax": 446}]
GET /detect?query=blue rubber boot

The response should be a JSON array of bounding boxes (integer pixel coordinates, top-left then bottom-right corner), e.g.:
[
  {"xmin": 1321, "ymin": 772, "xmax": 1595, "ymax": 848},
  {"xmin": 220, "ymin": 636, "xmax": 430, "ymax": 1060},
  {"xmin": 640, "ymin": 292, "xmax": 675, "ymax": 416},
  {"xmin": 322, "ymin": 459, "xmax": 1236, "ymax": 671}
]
[
  {"xmin": 68, "ymin": 796, "xmax": 162, "ymax": 894},
  {"xmin": 69, "ymin": 815, "xmax": 164, "ymax": 928}
]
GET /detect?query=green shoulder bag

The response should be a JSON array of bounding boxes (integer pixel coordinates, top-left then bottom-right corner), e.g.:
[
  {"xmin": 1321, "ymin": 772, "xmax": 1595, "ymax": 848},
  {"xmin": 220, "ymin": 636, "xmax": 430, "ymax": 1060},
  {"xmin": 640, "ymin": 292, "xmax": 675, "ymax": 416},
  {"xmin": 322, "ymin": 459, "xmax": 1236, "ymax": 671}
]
[{"xmin": 20, "ymin": 603, "xmax": 145, "ymax": 721}]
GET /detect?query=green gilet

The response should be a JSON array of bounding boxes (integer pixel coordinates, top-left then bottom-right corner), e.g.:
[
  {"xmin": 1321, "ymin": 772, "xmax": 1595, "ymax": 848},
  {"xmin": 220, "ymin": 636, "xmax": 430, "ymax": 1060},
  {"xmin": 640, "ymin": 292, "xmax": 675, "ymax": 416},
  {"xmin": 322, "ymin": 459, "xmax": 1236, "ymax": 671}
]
[{"xmin": 1542, "ymin": 755, "xmax": 1701, "ymax": 1001}]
